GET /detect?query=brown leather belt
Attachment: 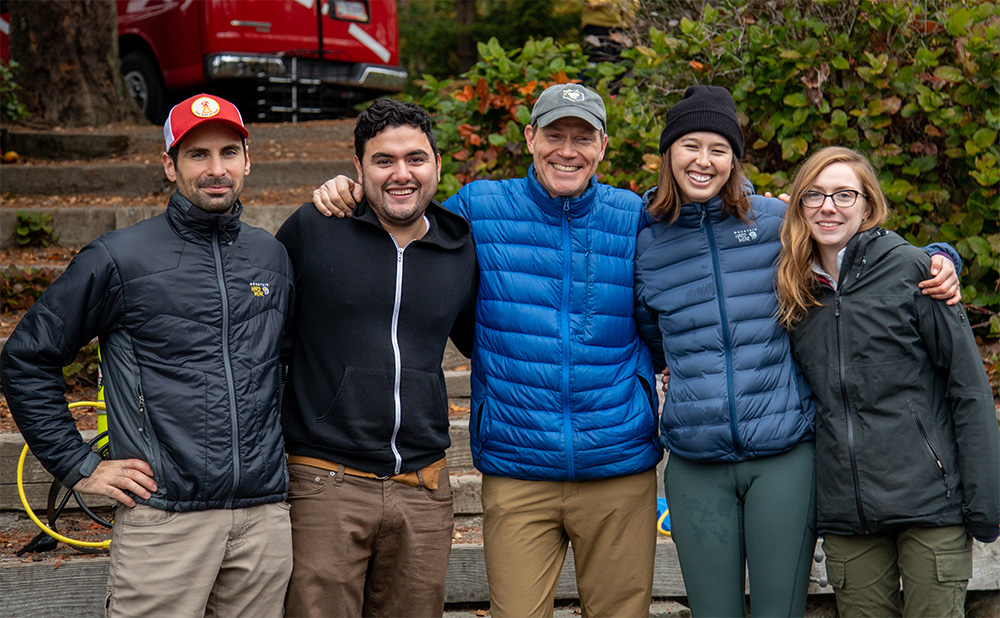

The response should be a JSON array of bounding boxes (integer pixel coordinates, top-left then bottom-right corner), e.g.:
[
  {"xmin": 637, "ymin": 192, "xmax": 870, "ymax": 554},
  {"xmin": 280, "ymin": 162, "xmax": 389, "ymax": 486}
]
[{"xmin": 287, "ymin": 455, "xmax": 446, "ymax": 490}]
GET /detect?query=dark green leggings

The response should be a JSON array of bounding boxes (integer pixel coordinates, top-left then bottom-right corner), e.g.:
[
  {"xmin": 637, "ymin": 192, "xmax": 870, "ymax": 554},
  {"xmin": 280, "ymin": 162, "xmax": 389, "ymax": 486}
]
[{"xmin": 665, "ymin": 441, "xmax": 817, "ymax": 617}]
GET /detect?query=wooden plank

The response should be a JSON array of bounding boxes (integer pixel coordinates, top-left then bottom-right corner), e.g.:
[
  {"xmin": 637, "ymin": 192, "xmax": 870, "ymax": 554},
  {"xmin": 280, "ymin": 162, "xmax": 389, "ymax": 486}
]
[
  {"xmin": 0, "ymin": 538, "xmax": 996, "ymax": 614},
  {"xmin": 445, "ymin": 419, "xmax": 474, "ymax": 474},
  {"xmin": 451, "ymin": 474, "xmax": 482, "ymax": 515},
  {"xmin": 0, "ymin": 558, "xmax": 109, "ymax": 617}
]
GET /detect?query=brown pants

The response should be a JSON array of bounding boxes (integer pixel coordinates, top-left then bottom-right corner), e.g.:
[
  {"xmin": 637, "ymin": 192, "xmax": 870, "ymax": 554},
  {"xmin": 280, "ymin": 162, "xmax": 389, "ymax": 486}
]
[
  {"xmin": 105, "ymin": 502, "xmax": 292, "ymax": 617},
  {"xmin": 284, "ymin": 462, "xmax": 455, "ymax": 617},
  {"xmin": 481, "ymin": 470, "xmax": 657, "ymax": 618}
]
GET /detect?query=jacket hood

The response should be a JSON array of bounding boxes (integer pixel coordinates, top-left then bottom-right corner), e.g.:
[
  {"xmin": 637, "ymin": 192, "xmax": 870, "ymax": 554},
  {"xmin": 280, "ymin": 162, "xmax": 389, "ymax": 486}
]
[
  {"xmin": 352, "ymin": 197, "xmax": 471, "ymax": 249},
  {"xmin": 166, "ymin": 191, "xmax": 244, "ymax": 242},
  {"xmin": 526, "ymin": 163, "xmax": 598, "ymax": 220}
]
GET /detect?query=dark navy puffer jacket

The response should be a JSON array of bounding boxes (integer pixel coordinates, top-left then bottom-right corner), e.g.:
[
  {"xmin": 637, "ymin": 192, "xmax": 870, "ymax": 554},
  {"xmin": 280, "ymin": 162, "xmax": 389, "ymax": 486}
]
[
  {"xmin": 1, "ymin": 193, "xmax": 293, "ymax": 512},
  {"xmin": 634, "ymin": 193, "xmax": 815, "ymax": 463},
  {"xmin": 448, "ymin": 166, "xmax": 662, "ymax": 481}
]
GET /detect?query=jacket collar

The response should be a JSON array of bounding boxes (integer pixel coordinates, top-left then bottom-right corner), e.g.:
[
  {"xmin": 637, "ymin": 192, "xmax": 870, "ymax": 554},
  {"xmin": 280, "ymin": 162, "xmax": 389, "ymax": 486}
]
[
  {"xmin": 351, "ymin": 197, "xmax": 471, "ymax": 250},
  {"xmin": 837, "ymin": 226, "xmax": 895, "ymax": 288},
  {"xmin": 643, "ymin": 178, "xmax": 756, "ymax": 229},
  {"xmin": 525, "ymin": 164, "xmax": 598, "ymax": 220},
  {"xmin": 165, "ymin": 192, "xmax": 243, "ymax": 243},
  {"xmin": 676, "ymin": 194, "xmax": 727, "ymax": 228}
]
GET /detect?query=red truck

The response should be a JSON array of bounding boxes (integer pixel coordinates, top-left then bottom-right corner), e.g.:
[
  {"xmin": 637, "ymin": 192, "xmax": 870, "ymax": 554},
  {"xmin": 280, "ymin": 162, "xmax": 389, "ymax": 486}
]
[
  {"xmin": 0, "ymin": 1, "xmax": 406, "ymax": 123},
  {"xmin": 117, "ymin": 0, "xmax": 407, "ymax": 122}
]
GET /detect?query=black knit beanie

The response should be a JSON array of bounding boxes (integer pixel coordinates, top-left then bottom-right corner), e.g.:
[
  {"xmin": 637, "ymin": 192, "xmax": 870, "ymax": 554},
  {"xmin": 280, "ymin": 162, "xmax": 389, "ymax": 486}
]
[{"xmin": 658, "ymin": 85, "xmax": 744, "ymax": 157}]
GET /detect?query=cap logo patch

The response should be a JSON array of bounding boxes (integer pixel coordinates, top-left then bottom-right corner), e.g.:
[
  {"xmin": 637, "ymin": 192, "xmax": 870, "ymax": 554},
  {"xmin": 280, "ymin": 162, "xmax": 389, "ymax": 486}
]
[
  {"xmin": 191, "ymin": 97, "xmax": 221, "ymax": 118},
  {"xmin": 562, "ymin": 88, "xmax": 585, "ymax": 102}
]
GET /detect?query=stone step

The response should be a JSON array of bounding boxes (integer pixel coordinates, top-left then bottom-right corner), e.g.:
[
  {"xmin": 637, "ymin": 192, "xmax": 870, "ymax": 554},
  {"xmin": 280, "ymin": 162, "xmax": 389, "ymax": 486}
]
[
  {"xmin": 4, "ymin": 123, "xmax": 354, "ymax": 162},
  {"xmin": 1, "ymin": 204, "xmax": 305, "ymax": 248},
  {"xmin": 0, "ymin": 159, "xmax": 354, "ymax": 198}
]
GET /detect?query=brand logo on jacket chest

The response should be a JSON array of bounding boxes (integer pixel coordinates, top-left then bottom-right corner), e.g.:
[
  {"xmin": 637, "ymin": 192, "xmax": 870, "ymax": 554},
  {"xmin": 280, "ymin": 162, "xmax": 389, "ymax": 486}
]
[
  {"xmin": 250, "ymin": 281, "xmax": 270, "ymax": 297},
  {"xmin": 733, "ymin": 227, "xmax": 759, "ymax": 243}
]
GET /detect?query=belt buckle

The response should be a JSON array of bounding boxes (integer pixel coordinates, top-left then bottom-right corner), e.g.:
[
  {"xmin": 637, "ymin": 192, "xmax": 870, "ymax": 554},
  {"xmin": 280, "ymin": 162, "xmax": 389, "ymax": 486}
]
[{"xmin": 375, "ymin": 474, "xmax": 392, "ymax": 481}]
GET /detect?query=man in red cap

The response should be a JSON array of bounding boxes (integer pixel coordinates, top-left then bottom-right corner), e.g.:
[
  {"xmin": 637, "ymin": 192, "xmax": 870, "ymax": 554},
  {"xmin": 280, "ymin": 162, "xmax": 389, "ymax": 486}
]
[{"xmin": 1, "ymin": 94, "xmax": 294, "ymax": 616}]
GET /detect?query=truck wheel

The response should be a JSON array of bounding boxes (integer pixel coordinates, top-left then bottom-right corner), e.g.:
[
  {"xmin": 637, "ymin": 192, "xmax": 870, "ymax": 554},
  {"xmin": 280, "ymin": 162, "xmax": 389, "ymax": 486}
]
[{"xmin": 121, "ymin": 51, "xmax": 168, "ymax": 124}]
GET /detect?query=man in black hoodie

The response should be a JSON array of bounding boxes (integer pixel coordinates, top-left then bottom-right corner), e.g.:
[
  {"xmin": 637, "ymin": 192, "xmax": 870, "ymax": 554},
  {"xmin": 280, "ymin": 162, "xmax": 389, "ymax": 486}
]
[{"xmin": 276, "ymin": 98, "xmax": 478, "ymax": 617}]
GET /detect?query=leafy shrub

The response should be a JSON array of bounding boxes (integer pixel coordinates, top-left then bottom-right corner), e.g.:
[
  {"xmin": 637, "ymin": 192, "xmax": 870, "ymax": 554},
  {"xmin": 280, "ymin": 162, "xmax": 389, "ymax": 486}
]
[
  {"xmin": 626, "ymin": 0, "xmax": 999, "ymax": 327},
  {"xmin": 1, "ymin": 60, "xmax": 29, "ymax": 123},
  {"xmin": 409, "ymin": 37, "xmax": 627, "ymax": 197},
  {"xmin": 15, "ymin": 210, "xmax": 59, "ymax": 247},
  {"xmin": 413, "ymin": 1, "xmax": 998, "ymax": 331},
  {"xmin": 1, "ymin": 264, "xmax": 58, "ymax": 311},
  {"xmin": 63, "ymin": 339, "xmax": 100, "ymax": 389},
  {"xmin": 398, "ymin": 0, "xmax": 581, "ymax": 95}
]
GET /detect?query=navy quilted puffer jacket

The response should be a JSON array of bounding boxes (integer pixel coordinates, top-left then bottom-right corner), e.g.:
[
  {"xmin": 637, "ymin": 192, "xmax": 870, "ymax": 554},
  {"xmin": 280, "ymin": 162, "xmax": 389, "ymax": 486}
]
[{"xmin": 634, "ymin": 193, "xmax": 815, "ymax": 463}]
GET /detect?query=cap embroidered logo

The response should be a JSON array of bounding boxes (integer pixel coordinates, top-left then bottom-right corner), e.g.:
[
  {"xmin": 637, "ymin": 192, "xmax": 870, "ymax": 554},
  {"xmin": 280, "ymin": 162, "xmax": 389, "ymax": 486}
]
[
  {"xmin": 562, "ymin": 88, "xmax": 585, "ymax": 102},
  {"xmin": 192, "ymin": 97, "xmax": 221, "ymax": 118}
]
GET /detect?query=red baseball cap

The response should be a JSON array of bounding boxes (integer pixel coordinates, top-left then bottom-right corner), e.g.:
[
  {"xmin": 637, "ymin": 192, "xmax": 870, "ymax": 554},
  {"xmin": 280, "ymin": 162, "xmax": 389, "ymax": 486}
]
[{"xmin": 163, "ymin": 94, "xmax": 249, "ymax": 149}]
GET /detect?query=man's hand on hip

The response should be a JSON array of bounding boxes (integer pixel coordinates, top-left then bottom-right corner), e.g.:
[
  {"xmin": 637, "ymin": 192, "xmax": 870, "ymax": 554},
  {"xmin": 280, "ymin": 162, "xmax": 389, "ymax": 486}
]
[{"xmin": 73, "ymin": 459, "xmax": 157, "ymax": 508}]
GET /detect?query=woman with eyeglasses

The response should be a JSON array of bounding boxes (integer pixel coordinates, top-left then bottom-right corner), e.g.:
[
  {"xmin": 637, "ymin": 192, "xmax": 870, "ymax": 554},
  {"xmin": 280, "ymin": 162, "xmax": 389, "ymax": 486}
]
[
  {"xmin": 634, "ymin": 88, "xmax": 963, "ymax": 617},
  {"xmin": 775, "ymin": 146, "xmax": 999, "ymax": 617}
]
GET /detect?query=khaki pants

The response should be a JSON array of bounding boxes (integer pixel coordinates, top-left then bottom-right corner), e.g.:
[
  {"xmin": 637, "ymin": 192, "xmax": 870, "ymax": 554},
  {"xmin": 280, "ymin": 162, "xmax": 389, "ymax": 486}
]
[
  {"xmin": 106, "ymin": 502, "xmax": 292, "ymax": 617},
  {"xmin": 481, "ymin": 470, "xmax": 657, "ymax": 618},
  {"xmin": 823, "ymin": 525, "xmax": 972, "ymax": 617},
  {"xmin": 284, "ymin": 462, "xmax": 455, "ymax": 617}
]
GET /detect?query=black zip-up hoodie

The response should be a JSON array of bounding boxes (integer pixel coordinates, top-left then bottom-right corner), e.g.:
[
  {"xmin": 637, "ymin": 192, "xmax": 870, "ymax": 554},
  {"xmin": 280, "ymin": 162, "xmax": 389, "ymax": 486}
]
[
  {"xmin": 276, "ymin": 198, "xmax": 477, "ymax": 476},
  {"xmin": 1, "ymin": 193, "xmax": 294, "ymax": 511},
  {"xmin": 790, "ymin": 227, "xmax": 999, "ymax": 542}
]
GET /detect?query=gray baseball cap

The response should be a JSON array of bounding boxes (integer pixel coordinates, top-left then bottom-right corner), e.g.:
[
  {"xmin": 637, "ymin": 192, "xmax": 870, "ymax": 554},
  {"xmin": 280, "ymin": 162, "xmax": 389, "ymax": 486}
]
[{"xmin": 530, "ymin": 83, "xmax": 606, "ymax": 132}]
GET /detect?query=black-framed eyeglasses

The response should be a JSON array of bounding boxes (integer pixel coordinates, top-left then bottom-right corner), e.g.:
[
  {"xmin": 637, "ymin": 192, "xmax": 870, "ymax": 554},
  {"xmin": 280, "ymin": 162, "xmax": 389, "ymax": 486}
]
[{"xmin": 802, "ymin": 190, "xmax": 866, "ymax": 209}]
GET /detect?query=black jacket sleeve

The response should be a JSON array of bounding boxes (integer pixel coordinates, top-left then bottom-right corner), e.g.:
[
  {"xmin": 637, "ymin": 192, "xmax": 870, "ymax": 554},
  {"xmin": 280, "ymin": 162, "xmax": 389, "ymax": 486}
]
[
  {"xmin": 915, "ymin": 286, "xmax": 1000, "ymax": 542},
  {"xmin": 449, "ymin": 257, "xmax": 478, "ymax": 359},
  {"xmin": 1, "ymin": 240, "xmax": 126, "ymax": 488}
]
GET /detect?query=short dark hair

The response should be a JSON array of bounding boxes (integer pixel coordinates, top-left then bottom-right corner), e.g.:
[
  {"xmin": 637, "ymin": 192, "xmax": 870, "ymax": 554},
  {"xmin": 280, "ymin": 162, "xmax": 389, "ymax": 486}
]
[
  {"xmin": 354, "ymin": 98, "xmax": 438, "ymax": 160},
  {"xmin": 168, "ymin": 138, "xmax": 248, "ymax": 166}
]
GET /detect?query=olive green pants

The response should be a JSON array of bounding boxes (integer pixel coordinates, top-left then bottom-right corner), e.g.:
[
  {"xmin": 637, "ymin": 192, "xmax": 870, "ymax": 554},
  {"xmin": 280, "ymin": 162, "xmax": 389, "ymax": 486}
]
[
  {"xmin": 665, "ymin": 441, "xmax": 817, "ymax": 617},
  {"xmin": 822, "ymin": 524, "xmax": 972, "ymax": 617}
]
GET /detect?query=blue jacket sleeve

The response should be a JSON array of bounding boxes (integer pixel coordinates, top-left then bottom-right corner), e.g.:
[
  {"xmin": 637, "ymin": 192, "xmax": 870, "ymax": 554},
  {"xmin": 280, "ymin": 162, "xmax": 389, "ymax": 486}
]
[
  {"xmin": 922, "ymin": 242, "xmax": 962, "ymax": 272},
  {"xmin": 0, "ymin": 241, "xmax": 126, "ymax": 488},
  {"xmin": 633, "ymin": 234, "xmax": 667, "ymax": 373}
]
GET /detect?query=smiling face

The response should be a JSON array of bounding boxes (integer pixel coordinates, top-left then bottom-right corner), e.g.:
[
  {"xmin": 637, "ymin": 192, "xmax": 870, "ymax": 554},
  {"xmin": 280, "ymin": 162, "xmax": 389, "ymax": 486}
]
[
  {"xmin": 355, "ymin": 124, "xmax": 441, "ymax": 236},
  {"xmin": 804, "ymin": 162, "xmax": 871, "ymax": 260},
  {"xmin": 525, "ymin": 116, "xmax": 607, "ymax": 198},
  {"xmin": 668, "ymin": 131, "xmax": 734, "ymax": 204},
  {"xmin": 163, "ymin": 124, "xmax": 249, "ymax": 213}
]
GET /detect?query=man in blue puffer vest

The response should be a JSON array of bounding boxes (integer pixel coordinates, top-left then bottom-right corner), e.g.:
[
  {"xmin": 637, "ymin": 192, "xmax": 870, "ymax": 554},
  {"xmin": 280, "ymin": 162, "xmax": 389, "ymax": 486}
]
[{"xmin": 312, "ymin": 84, "xmax": 663, "ymax": 617}]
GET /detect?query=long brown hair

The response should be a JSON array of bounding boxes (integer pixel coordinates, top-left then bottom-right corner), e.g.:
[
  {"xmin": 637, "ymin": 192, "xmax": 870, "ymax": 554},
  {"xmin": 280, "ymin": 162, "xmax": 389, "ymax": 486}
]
[
  {"xmin": 646, "ymin": 145, "xmax": 751, "ymax": 224},
  {"xmin": 776, "ymin": 146, "xmax": 889, "ymax": 328}
]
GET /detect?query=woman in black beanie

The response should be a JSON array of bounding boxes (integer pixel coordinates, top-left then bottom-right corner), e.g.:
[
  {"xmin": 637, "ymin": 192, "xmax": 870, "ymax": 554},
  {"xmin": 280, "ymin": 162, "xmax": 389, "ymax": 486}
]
[{"xmin": 633, "ymin": 85, "xmax": 960, "ymax": 617}]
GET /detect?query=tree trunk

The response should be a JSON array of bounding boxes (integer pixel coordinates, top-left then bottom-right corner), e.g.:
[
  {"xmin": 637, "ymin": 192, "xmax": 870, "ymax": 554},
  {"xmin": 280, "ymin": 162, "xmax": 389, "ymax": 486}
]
[
  {"xmin": 455, "ymin": 0, "xmax": 477, "ymax": 73},
  {"xmin": 8, "ymin": 0, "xmax": 142, "ymax": 127}
]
